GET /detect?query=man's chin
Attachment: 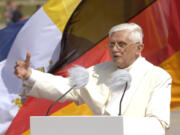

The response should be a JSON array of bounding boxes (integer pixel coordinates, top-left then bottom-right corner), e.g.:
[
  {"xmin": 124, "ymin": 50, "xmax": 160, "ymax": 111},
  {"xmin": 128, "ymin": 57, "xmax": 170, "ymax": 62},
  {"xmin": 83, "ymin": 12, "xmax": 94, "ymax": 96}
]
[{"xmin": 112, "ymin": 59, "xmax": 125, "ymax": 68}]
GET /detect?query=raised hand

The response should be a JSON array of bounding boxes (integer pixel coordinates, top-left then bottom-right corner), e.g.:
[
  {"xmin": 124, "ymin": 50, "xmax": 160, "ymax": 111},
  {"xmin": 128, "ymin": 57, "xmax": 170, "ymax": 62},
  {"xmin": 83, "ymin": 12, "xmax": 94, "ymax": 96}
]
[{"xmin": 14, "ymin": 52, "xmax": 32, "ymax": 80}]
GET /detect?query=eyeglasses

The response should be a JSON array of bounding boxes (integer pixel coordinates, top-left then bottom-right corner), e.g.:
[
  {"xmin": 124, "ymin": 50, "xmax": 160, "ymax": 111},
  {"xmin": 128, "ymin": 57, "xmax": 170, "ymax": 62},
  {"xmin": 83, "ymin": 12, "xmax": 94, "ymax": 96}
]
[{"xmin": 108, "ymin": 41, "xmax": 139, "ymax": 49}]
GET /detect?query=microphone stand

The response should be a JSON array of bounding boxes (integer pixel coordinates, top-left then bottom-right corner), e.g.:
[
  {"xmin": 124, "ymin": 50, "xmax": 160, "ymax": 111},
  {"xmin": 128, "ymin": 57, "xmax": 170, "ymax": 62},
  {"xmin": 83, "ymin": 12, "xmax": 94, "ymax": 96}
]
[
  {"xmin": 46, "ymin": 86, "xmax": 75, "ymax": 116},
  {"xmin": 118, "ymin": 82, "xmax": 128, "ymax": 116}
]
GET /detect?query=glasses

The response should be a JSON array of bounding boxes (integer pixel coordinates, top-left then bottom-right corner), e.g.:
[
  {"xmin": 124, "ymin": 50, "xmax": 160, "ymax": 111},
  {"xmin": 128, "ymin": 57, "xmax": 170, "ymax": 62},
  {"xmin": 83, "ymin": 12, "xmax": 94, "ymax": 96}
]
[{"xmin": 108, "ymin": 41, "xmax": 139, "ymax": 49}]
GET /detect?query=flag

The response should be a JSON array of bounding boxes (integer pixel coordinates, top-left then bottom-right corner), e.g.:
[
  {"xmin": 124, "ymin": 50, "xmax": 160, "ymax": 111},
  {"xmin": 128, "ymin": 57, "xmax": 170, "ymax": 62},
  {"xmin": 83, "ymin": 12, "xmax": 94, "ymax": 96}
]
[
  {"xmin": 162, "ymin": 0, "xmax": 180, "ymax": 110},
  {"xmin": 0, "ymin": 0, "xmax": 81, "ymax": 134},
  {"xmin": 5, "ymin": 0, "xmax": 157, "ymax": 135},
  {"xmin": 129, "ymin": 0, "xmax": 180, "ymax": 110},
  {"xmin": 0, "ymin": 19, "xmax": 27, "ymax": 62},
  {"xmin": 50, "ymin": 0, "xmax": 156, "ymax": 73},
  {"xmin": 0, "ymin": 20, "xmax": 27, "ymax": 135}
]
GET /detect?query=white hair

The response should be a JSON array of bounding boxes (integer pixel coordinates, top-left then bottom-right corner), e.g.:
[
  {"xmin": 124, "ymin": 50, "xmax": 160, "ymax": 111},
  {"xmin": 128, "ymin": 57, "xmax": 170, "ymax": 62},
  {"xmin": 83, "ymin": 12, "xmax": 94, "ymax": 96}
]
[{"xmin": 109, "ymin": 23, "xmax": 143, "ymax": 44}]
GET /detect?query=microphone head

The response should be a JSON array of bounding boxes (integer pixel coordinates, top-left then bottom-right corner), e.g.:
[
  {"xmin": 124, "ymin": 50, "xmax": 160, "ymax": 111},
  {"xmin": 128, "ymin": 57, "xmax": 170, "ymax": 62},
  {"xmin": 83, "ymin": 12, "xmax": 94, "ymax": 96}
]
[
  {"xmin": 108, "ymin": 69, "xmax": 131, "ymax": 91},
  {"xmin": 68, "ymin": 65, "xmax": 89, "ymax": 89}
]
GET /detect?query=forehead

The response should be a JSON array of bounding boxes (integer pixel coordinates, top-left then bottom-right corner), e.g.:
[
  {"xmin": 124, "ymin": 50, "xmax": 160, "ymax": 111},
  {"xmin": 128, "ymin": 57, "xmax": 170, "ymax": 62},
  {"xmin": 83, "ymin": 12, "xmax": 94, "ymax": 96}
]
[{"xmin": 110, "ymin": 30, "xmax": 132, "ymax": 42}]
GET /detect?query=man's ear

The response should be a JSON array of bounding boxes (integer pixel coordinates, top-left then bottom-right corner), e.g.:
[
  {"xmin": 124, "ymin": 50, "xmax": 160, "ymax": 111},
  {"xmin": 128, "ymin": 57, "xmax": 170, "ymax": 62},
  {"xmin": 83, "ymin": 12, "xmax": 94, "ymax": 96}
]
[
  {"xmin": 136, "ymin": 43, "xmax": 144, "ymax": 56},
  {"xmin": 137, "ymin": 43, "xmax": 144, "ymax": 52}
]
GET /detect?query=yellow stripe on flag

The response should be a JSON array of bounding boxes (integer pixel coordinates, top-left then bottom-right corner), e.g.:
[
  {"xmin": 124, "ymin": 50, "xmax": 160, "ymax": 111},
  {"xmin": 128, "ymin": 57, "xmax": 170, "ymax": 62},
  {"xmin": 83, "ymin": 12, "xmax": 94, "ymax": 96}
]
[
  {"xmin": 160, "ymin": 50, "xmax": 180, "ymax": 110},
  {"xmin": 171, "ymin": 106, "xmax": 180, "ymax": 112},
  {"xmin": 21, "ymin": 130, "xmax": 30, "ymax": 135},
  {"xmin": 21, "ymin": 103, "xmax": 92, "ymax": 135},
  {"xmin": 43, "ymin": 0, "xmax": 81, "ymax": 32},
  {"xmin": 52, "ymin": 102, "xmax": 93, "ymax": 116}
]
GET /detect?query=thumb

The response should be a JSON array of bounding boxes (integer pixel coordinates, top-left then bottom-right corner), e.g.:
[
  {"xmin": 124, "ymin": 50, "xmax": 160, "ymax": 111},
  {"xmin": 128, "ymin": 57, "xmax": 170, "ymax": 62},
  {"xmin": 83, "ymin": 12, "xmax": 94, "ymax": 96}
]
[{"xmin": 25, "ymin": 52, "xmax": 31, "ymax": 68}]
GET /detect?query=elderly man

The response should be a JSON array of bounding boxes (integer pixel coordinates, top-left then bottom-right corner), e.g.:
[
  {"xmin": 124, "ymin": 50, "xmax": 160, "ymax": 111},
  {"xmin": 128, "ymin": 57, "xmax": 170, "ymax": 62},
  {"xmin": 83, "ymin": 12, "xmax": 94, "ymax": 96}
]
[{"xmin": 15, "ymin": 23, "xmax": 172, "ymax": 134}]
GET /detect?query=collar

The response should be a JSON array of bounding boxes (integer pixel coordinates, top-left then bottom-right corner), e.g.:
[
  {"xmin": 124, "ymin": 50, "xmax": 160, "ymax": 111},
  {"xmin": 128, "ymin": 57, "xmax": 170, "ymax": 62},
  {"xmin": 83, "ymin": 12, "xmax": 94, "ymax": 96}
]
[
  {"xmin": 125, "ymin": 55, "xmax": 142, "ymax": 72},
  {"xmin": 112, "ymin": 55, "xmax": 142, "ymax": 72}
]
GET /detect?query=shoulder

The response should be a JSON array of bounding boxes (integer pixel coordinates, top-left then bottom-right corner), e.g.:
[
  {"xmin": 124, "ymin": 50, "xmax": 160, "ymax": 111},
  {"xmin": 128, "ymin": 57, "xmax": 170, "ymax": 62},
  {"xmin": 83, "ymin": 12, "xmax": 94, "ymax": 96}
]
[
  {"xmin": 144, "ymin": 60, "xmax": 172, "ymax": 86},
  {"xmin": 152, "ymin": 65, "xmax": 171, "ymax": 80},
  {"xmin": 141, "ymin": 58, "xmax": 171, "ymax": 79}
]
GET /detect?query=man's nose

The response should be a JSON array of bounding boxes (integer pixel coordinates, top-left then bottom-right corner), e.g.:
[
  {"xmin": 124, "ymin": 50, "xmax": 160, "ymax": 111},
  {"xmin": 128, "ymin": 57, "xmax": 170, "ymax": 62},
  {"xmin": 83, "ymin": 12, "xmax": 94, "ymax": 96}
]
[{"xmin": 111, "ymin": 43, "xmax": 123, "ymax": 52}]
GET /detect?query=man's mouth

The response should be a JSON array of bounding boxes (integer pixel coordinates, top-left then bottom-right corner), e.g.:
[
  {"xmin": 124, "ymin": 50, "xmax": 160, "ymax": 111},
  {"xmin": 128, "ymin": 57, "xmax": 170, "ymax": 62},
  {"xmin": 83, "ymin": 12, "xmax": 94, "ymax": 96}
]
[{"xmin": 113, "ymin": 54, "xmax": 122, "ymax": 58}]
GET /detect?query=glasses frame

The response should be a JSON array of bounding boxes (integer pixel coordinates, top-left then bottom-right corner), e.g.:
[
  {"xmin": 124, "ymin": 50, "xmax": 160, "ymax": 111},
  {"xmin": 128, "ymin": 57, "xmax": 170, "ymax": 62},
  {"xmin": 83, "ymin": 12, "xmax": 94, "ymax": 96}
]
[{"xmin": 108, "ymin": 41, "xmax": 140, "ymax": 50}]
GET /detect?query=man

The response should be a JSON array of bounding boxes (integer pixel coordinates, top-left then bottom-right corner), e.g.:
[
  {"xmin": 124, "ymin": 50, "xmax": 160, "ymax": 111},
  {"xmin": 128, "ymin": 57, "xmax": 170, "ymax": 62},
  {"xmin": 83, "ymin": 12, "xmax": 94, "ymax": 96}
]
[
  {"xmin": 15, "ymin": 23, "xmax": 172, "ymax": 134},
  {"xmin": 4, "ymin": 0, "xmax": 16, "ymax": 25},
  {"xmin": 12, "ymin": 4, "xmax": 25, "ymax": 23}
]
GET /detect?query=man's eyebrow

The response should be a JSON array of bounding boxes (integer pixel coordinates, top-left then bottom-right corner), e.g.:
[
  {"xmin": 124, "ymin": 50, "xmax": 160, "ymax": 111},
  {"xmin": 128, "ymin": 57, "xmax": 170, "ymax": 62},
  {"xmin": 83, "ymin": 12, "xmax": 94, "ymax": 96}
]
[
  {"xmin": 117, "ymin": 41, "xmax": 126, "ymax": 44},
  {"xmin": 110, "ymin": 40, "xmax": 126, "ymax": 43}
]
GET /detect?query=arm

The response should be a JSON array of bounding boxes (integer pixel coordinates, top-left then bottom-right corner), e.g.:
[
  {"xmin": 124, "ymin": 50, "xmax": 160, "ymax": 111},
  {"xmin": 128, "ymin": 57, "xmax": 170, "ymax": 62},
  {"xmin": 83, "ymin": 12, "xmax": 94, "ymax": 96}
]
[
  {"xmin": 25, "ymin": 69, "xmax": 82, "ymax": 103},
  {"xmin": 123, "ymin": 67, "xmax": 172, "ymax": 135},
  {"xmin": 15, "ymin": 52, "xmax": 82, "ymax": 104},
  {"xmin": 145, "ymin": 68, "xmax": 172, "ymax": 129}
]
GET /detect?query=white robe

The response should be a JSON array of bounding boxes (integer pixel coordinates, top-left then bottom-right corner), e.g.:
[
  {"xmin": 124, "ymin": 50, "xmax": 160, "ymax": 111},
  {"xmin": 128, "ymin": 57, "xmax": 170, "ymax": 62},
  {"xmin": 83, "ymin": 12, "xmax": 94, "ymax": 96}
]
[{"xmin": 25, "ymin": 57, "xmax": 172, "ymax": 134}]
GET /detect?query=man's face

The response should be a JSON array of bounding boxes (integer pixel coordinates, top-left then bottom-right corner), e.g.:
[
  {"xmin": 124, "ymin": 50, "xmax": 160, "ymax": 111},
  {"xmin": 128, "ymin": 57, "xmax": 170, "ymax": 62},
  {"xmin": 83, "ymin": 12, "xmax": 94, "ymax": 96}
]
[
  {"xmin": 109, "ymin": 30, "xmax": 143, "ymax": 68},
  {"xmin": 9, "ymin": 2, "xmax": 16, "ymax": 9}
]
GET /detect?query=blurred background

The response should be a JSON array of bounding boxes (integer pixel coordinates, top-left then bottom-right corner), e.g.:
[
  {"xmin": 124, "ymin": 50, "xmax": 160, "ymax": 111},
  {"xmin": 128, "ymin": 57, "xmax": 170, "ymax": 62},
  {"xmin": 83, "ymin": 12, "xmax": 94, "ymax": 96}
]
[{"xmin": 0, "ymin": 0, "xmax": 47, "ymax": 29}]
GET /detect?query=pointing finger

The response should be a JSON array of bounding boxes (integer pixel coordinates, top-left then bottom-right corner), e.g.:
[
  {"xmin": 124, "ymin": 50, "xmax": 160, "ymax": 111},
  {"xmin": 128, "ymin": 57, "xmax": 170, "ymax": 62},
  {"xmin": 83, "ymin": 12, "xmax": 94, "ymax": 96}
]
[{"xmin": 25, "ymin": 52, "xmax": 31, "ymax": 67}]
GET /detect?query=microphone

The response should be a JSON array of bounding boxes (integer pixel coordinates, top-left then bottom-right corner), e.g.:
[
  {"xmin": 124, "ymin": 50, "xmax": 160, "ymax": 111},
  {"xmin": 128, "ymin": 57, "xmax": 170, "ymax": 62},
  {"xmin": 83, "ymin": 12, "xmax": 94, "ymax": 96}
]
[
  {"xmin": 108, "ymin": 69, "xmax": 131, "ymax": 115},
  {"xmin": 119, "ymin": 82, "xmax": 128, "ymax": 115},
  {"xmin": 46, "ymin": 65, "xmax": 89, "ymax": 116}
]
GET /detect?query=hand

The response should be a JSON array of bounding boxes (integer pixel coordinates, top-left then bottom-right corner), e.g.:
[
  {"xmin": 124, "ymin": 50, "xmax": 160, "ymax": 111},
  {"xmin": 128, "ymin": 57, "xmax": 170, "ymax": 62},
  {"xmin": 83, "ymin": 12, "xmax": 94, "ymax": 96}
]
[{"xmin": 14, "ymin": 52, "xmax": 32, "ymax": 80}]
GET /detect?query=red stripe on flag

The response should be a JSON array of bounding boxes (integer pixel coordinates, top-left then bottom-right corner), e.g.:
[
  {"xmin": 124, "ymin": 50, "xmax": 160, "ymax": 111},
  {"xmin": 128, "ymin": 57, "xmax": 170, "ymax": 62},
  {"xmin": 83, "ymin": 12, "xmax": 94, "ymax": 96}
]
[
  {"xmin": 55, "ymin": 37, "xmax": 111, "ymax": 76},
  {"xmin": 168, "ymin": 0, "xmax": 180, "ymax": 52},
  {"xmin": 129, "ymin": 0, "xmax": 180, "ymax": 65},
  {"xmin": 5, "ymin": 97, "xmax": 71, "ymax": 135}
]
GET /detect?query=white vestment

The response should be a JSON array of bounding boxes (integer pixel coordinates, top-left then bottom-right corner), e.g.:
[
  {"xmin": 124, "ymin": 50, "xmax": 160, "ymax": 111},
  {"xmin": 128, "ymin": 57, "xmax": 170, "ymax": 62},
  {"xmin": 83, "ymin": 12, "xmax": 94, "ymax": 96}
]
[{"xmin": 25, "ymin": 57, "xmax": 172, "ymax": 134}]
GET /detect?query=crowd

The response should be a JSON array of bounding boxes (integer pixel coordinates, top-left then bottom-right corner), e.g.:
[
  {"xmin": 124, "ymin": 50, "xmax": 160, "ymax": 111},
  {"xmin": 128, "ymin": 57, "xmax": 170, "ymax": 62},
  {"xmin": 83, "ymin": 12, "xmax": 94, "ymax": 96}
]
[
  {"xmin": 3, "ymin": 0, "xmax": 41, "ymax": 26},
  {"xmin": 4, "ymin": 1, "xmax": 24, "ymax": 25}
]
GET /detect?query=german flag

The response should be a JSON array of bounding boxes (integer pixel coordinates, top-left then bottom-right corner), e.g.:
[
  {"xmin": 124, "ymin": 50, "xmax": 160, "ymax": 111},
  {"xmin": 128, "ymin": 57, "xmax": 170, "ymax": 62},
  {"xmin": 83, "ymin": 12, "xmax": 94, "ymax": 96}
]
[
  {"xmin": 5, "ymin": 0, "xmax": 180, "ymax": 134},
  {"xmin": 50, "ymin": 0, "xmax": 156, "ymax": 73}
]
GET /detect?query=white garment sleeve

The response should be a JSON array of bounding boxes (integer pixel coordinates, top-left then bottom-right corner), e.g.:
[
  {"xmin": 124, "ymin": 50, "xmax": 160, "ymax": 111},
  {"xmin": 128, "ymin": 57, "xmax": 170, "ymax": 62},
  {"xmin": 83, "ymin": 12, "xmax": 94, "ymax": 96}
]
[
  {"xmin": 24, "ymin": 69, "xmax": 83, "ymax": 104},
  {"xmin": 22, "ymin": 69, "xmax": 37, "ymax": 89},
  {"xmin": 145, "ymin": 68, "xmax": 172, "ymax": 129}
]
